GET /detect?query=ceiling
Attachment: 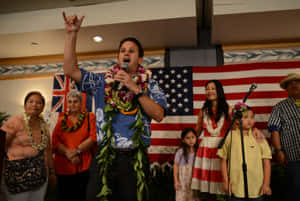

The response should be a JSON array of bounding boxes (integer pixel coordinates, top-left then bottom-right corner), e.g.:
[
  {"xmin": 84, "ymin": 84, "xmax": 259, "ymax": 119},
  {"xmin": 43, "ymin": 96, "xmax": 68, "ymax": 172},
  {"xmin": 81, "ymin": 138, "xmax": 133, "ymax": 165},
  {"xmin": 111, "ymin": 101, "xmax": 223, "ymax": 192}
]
[
  {"xmin": 0, "ymin": 0, "xmax": 300, "ymax": 60},
  {"xmin": 0, "ymin": 0, "xmax": 199, "ymax": 59},
  {"xmin": 0, "ymin": 0, "xmax": 126, "ymax": 14},
  {"xmin": 212, "ymin": 9, "xmax": 300, "ymax": 45},
  {"xmin": 0, "ymin": 17, "xmax": 197, "ymax": 59}
]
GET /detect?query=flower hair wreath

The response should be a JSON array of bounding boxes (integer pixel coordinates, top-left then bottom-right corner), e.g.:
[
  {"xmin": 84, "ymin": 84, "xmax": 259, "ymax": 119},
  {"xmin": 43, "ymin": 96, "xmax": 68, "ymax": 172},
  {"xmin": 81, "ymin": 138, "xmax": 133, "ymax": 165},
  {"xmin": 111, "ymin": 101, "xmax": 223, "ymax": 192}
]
[{"xmin": 232, "ymin": 102, "xmax": 249, "ymax": 118}]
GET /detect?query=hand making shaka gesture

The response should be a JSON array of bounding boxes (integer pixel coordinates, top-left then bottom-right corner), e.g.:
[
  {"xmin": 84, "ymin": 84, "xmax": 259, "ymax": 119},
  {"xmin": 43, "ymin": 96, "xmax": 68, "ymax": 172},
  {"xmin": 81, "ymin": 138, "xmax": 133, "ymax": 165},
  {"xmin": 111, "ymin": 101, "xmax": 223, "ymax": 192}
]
[{"xmin": 62, "ymin": 11, "xmax": 85, "ymax": 33}]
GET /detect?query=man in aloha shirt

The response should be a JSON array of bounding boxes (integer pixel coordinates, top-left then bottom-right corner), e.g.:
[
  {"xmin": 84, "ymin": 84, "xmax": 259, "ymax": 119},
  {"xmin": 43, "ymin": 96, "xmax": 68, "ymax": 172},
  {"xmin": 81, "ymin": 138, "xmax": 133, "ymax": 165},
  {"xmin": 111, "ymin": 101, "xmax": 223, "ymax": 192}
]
[
  {"xmin": 80, "ymin": 69, "xmax": 167, "ymax": 148},
  {"xmin": 62, "ymin": 12, "xmax": 167, "ymax": 201}
]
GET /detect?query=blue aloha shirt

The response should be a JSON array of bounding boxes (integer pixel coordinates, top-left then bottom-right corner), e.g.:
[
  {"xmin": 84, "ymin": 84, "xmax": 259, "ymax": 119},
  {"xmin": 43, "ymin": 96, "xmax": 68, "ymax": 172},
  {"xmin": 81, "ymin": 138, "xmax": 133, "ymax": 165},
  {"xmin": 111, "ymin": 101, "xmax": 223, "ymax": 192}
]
[{"xmin": 78, "ymin": 69, "xmax": 167, "ymax": 148}]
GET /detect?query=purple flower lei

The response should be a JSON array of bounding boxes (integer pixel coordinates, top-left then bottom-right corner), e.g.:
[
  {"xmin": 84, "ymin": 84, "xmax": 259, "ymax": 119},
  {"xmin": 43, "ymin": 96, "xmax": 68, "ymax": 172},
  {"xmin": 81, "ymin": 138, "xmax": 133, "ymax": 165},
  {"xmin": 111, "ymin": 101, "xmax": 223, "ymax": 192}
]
[{"xmin": 104, "ymin": 64, "xmax": 151, "ymax": 112}]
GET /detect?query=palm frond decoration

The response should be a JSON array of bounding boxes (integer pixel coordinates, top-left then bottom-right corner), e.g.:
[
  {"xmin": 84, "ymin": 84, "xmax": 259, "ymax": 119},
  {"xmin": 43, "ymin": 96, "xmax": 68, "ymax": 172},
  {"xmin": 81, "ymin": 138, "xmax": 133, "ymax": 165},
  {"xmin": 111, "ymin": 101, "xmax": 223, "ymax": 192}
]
[{"xmin": 0, "ymin": 112, "xmax": 10, "ymax": 127}]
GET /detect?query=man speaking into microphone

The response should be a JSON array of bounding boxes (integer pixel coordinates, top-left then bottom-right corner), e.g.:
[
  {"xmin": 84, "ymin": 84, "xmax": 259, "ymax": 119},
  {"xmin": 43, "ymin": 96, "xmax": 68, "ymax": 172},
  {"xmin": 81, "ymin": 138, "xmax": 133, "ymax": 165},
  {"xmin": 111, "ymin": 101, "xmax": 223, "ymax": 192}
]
[
  {"xmin": 62, "ymin": 12, "xmax": 167, "ymax": 201},
  {"xmin": 112, "ymin": 60, "xmax": 129, "ymax": 90}
]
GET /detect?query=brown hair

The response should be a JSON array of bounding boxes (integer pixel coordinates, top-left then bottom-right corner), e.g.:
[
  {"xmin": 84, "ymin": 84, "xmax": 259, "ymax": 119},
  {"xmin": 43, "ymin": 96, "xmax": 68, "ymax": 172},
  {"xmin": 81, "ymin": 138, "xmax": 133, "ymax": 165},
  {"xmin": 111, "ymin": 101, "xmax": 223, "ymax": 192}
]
[{"xmin": 118, "ymin": 37, "xmax": 144, "ymax": 58}]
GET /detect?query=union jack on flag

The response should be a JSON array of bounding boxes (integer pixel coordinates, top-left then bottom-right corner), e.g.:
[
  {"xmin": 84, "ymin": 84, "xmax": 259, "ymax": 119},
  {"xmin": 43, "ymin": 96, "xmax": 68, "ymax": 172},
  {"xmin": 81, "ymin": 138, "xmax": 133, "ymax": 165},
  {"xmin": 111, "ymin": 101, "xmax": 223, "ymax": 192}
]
[{"xmin": 51, "ymin": 74, "xmax": 92, "ymax": 113}]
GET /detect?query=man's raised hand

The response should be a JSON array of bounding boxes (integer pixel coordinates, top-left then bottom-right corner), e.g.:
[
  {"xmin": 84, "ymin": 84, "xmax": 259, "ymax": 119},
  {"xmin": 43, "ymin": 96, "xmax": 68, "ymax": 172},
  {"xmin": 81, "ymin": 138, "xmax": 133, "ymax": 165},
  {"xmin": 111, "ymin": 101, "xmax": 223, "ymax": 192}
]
[{"xmin": 62, "ymin": 11, "xmax": 85, "ymax": 33}]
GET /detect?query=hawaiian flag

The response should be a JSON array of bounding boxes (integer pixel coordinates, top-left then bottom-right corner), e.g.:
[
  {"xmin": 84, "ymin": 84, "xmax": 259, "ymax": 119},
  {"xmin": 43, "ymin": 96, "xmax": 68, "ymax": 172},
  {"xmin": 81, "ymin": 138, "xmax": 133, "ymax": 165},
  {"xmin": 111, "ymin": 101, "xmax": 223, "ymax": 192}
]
[
  {"xmin": 51, "ymin": 74, "xmax": 92, "ymax": 113},
  {"xmin": 147, "ymin": 61, "xmax": 300, "ymax": 163}
]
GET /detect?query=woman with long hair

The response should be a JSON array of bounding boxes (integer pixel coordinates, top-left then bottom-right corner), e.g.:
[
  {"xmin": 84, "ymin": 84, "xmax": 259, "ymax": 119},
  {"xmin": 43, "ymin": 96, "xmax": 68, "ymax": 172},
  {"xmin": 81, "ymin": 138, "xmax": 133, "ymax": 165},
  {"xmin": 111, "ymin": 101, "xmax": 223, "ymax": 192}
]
[{"xmin": 191, "ymin": 80, "xmax": 231, "ymax": 201}]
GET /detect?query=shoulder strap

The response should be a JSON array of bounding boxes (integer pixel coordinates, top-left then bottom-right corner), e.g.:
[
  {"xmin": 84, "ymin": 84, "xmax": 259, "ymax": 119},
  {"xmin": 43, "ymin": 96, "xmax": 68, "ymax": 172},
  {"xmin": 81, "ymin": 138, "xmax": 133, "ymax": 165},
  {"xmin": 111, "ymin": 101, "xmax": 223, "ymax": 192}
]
[{"xmin": 87, "ymin": 112, "xmax": 90, "ymax": 131}]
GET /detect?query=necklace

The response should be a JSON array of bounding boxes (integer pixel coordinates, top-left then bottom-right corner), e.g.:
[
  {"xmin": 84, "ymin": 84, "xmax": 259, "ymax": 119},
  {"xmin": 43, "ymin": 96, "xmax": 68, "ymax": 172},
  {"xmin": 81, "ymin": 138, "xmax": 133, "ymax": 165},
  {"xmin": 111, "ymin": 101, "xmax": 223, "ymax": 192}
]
[
  {"xmin": 97, "ymin": 64, "xmax": 151, "ymax": 201},
  {"xmin": 203, "ymin": 110, "xmax": 224, "ymax": 137},
  {"xmin": 104, "ymin": 64, "xmax": 151, "ymax": 114},
  {"xmin": 61, "ymin": 110, "xmax": 87, "ymax": 132},
  {"xmin": 23, "ymin": 113, "xmax": 48, "ymax": 151}
]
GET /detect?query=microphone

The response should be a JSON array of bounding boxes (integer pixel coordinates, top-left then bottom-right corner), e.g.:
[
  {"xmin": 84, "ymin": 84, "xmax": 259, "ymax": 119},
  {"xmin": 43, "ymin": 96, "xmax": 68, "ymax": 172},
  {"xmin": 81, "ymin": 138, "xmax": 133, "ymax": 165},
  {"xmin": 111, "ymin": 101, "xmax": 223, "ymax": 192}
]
[
  {"xmin": 112, "ymin": 62, "xmax": 129, "ymax": 90},
  {"xmin": 250, "ymin": 83, "xmax": 257, "ymax": 91},
  {"xmin": 218, "ymin": 83, "xmax": 258, "ymax": 149},
  {"xmin": 242, "ymin": 83, "xmax": 257, "ymax": 103}
]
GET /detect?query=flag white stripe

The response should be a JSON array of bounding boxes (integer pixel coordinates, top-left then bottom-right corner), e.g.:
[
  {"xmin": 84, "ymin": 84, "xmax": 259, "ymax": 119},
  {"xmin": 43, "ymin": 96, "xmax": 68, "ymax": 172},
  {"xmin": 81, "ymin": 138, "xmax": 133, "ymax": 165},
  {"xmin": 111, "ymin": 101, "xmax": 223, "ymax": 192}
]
[
  {"xmin": 152, "ymin": 116, "xmax": 197, "ymax": 123},
  {"xmin": 193, "ymin": 68, "xmax": 298, "ymax": 80},
  {"xmin": 151, "ymin": 131, "xmax": 181, "ymax": 138},
  {"xmin": 148, "ymin": 145, "xmax": 177, "ymax": 154}
]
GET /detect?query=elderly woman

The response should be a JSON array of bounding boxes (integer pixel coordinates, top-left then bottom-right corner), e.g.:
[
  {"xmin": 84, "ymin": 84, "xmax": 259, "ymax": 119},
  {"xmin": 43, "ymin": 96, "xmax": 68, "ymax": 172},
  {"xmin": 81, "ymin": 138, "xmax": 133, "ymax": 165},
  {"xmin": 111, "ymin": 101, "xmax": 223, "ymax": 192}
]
[
  {"xmin": 52, "ymin": 90, "xmax": 97, "ymax": 201},
  {"xmin": 1, "ymin": 91, "xmax": 55, "ymax": 201}
]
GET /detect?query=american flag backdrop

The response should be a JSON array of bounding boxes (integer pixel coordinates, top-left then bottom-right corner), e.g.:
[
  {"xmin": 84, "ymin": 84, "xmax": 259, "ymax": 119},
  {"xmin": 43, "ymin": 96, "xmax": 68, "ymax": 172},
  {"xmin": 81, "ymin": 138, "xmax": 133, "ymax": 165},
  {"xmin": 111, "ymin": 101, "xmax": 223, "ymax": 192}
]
[
  {"xmin": 50, "ymin": 62, "xmax": 300, "ymax": 163},
  {"xmin": 147, "ymin": 61, "xmax": 300, "ymax": 163}
]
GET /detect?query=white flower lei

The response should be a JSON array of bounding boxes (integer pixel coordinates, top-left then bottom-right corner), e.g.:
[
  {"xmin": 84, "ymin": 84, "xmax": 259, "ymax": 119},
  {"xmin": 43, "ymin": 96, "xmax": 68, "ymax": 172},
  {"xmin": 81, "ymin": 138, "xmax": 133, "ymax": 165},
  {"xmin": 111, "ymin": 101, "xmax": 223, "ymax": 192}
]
[{"xmin": 23, "ymin": 112, "xmax": 48, "ymax": 151}]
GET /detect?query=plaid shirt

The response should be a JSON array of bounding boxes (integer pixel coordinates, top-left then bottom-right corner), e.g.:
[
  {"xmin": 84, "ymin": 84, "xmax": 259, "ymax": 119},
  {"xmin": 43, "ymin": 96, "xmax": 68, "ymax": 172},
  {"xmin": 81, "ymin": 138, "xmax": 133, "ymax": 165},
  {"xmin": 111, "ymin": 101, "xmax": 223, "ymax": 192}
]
[{"xmin": 268, "ymin": 96, "xmax": 300, "ymax": 161}]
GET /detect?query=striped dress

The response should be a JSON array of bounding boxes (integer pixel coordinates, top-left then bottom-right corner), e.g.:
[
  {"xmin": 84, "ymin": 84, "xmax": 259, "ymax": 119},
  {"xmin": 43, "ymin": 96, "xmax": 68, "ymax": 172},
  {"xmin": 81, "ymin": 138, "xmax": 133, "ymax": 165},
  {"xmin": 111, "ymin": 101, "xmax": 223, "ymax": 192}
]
[{"xmin": 191, "ymin": 112, "xmax": 230, "ymax": 194}]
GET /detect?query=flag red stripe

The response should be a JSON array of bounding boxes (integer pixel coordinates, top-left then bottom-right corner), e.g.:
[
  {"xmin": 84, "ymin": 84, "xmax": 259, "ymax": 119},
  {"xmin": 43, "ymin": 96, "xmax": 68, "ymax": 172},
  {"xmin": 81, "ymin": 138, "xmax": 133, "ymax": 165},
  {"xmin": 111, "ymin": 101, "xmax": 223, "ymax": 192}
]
[
  {"xmin": 194, "ymin": 106, "xmax": 274, "ymax": 115},
  {"xmin": 150, "ymin": 122, "xmax": 267, "ymax": 132},
  {"xmin": 194, "ymin": 91, "xmax": 287, "ymax": 101},
  {"xmin": 254, "ymin": 122, "xmax": 268, "ymax": 129},
  {"xmin": 148, "ymin": 154, "xmax": 174, "ymax": 162},
  {"xmin": 81, "ymin": 93, "xmax": 86, "ymax": 111},
  {"xmin": 192, "ymin": 61, "xmax": 300, "ymax": 73},
  {"xmin": 63, "ymin": 78, "xmax": 70, "ymax": 112},
  {"xmin": 151, "ymin": 123, "xmax": 195, "ymax": 131},
  {"xmin": 193, "ymin": 76, "xmax": 285, "ymax": 87},
  {"xmin": 53, "ymin": 91, "xmax": 68, "ymax": 95},
  {"xmin": 151, "ymin": 138, "xmax": 181, "ymax": 146}
]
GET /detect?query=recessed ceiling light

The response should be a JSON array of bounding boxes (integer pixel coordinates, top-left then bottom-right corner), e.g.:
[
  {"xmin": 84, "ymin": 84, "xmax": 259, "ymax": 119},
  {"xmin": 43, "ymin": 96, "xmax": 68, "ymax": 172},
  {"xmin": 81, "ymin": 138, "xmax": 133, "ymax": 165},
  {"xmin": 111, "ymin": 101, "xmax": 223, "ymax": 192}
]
[
  {"xmin": 31, "ymin": 42, "xmax": 39, "ymax": 46},
  {"xmin": 93, "ymin": 36, "xmax": 103, "ymax": 43}
]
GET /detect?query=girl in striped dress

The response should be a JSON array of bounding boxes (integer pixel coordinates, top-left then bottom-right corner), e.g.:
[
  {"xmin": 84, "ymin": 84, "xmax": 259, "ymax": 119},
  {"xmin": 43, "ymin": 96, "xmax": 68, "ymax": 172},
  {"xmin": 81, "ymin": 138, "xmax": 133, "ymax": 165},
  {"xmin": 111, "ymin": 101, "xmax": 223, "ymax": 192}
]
[{"xmin": 191, "ymin": 80, "xmax": 231, "ymax": 201}]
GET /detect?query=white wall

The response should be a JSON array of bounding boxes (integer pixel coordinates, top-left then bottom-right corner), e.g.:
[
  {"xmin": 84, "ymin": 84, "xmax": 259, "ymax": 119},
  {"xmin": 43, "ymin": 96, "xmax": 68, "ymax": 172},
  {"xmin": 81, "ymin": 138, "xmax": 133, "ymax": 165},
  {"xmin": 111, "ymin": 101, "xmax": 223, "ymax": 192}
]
[{"xmin": 0, "ymin": 77, "xmax": 53, "ymax": 117}]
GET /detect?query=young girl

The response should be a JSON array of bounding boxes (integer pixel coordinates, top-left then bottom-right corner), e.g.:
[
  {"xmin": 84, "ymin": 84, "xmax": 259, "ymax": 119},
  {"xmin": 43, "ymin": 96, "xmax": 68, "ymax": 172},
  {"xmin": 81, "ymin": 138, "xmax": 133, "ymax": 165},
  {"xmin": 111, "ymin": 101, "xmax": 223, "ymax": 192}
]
[
  {"xmin": 173, "ymin": 127, "xmax": 199, "ymax": 201},
  {"xmin": 191, "ymin": 80, "xmax": 231, "ymax": 201},
  {"xmin": 217, "ymin": 104, "xmax": 272, "ymax": 200}
]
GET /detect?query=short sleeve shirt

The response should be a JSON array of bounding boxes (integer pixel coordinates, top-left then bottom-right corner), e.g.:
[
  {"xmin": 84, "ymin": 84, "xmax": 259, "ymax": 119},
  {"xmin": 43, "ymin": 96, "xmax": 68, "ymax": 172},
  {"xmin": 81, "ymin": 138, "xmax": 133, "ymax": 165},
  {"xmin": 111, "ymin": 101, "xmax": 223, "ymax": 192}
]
[
  {"xmin": 78, "ymin": 69, "xmax": 167, "ymax": 148},
  {"xmin": 267, "ymin": 96, "xmax": 300, "ymax": 161},
  {"xmin": 217, "ymin": 129, "xmax": 272, "ymax": 198},
  {"xmin": 174, "ymin": 148, "xmax": 195, "ymax": 166}
]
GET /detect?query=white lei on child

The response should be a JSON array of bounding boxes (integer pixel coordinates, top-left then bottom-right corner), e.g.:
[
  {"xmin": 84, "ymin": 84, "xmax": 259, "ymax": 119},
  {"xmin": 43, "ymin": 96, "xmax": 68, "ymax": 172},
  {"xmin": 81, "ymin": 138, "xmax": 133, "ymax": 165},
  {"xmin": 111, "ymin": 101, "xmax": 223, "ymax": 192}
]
[{"xmin": 203, "ymin": 110, "xmax": 224, "ymax": 137}]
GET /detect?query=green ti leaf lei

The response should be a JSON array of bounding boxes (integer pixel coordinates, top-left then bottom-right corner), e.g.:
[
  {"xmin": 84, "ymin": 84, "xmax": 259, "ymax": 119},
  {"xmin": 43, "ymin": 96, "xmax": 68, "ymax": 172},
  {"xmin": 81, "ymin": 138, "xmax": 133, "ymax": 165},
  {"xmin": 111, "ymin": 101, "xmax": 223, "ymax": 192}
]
[
  {"xmin": 96, "ymin": 102, "xmax": 149, "ymax": 201},
  {"xmin": 96, "ymin": 104, "xmax": 117, "ymax": 200},
  {"xmin": 130, "ymin": 106, "xmax": 149, "ymax": 201},
  {"xmin": 97, "ymin": 64, "xmax": 151, "ymax": 201},
  {"xmin": 61, "ymin": 110, "xmax": 87, "ymax": 132}
]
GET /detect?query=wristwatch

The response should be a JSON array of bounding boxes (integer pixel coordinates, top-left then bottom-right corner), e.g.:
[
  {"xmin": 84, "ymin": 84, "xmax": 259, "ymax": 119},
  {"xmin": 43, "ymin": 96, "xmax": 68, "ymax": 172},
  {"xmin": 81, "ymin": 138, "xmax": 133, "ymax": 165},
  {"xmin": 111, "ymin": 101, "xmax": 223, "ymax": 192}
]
[
  {"xmin": 274, "ymin": 148, "xmax": 283, "ymax": 154},
  {"xmin": 77, "ymin": 149, "xmax": 82, "ymax": 155},
  {"xmin": 135, "ymin": 89, "xmax": 146, "ymax": 99}
]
